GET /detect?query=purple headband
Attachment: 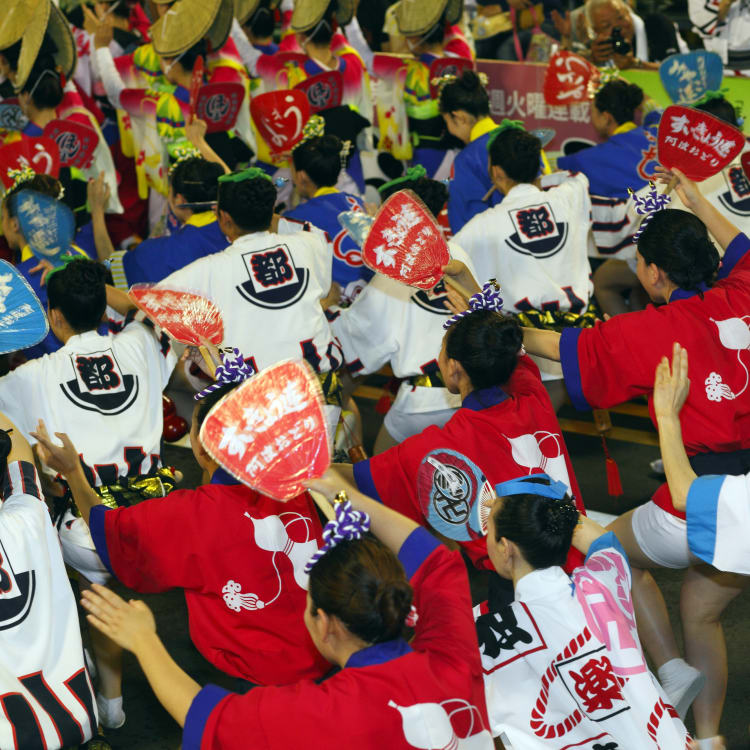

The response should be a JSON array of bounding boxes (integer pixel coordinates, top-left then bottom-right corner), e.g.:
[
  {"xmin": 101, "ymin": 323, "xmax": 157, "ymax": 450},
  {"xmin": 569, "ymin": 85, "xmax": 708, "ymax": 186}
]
[
  {"xmin": 194, "ymin": 347, "xmax": 256, "ymax": 400},
  {"xmin": 443, "ymin": 280, "xmax": 504, "ymax": 330},
  {"xmin": 630, "ymin": 183, "xmax": 671, "ymax": 242},
  {"xmin": 304, "ymin": 499, "xmax": 371, "ymax": 573}
]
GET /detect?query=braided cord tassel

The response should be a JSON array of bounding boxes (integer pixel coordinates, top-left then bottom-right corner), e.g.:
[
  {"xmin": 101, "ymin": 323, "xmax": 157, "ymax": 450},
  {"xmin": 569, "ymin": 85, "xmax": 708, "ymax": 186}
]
[
  {"xmin": 194, "ymin": 347, "xmax": 256, "ymax": 400},
  {"xmin": 443, "ymin": 279, "xmax": 504, "ymax": 330},
  {"xmin": 304, "ymin": 499, "xmax": 371, "ymax": 573},
  {"xmin": 630, "ymin": 182, "xmax": 671, "ymax": 241}
]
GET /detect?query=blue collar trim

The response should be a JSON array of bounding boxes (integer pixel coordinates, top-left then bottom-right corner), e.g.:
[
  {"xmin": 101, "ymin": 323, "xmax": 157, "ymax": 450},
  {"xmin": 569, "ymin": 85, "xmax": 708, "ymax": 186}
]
[
  {"xmin": 345, "ymin": 638, "xmax": 412, "ymax": 668},
  {"xmin": 462, "ymin": 385, "xmax": 510, "ymax": 411},
  {"xmin": 210, "ymin": 467, "xmax": 240, "ymax": 485}
]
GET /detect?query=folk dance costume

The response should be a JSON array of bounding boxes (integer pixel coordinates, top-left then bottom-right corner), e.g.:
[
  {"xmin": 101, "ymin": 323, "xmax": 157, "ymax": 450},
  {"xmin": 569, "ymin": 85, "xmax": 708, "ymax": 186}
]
[
  {"xmin": 447, "ymin": 116, "xmax": 504, "ymax": 234},
  {"xmin": 476, "ymin": 530, "xmax": 690, "ymax": 748},
  {"xmin": 0, "ymin": 460, "xmax": 98, "ymax": 750},
  {"xmin": 330, "ymin": 243, "xmax": 477, "ymax": 441},
  {"xmin": 89, "ymin": 468, "xmax": 329, "ymax": 684},
  {"xmin": 353, "ymin": 355, "xmax": 586, "ymax": 571},
  {"xmin": 182, "ymin": 527, "xmax": 494, "ymax": 750},
  {"xmin": 560, "ymin": 232, "xmax": 750, "ymax": 566},
  {"xmin": 0, "ymin": 316, "xmax": 177, "ymax": 584},
  {"xmin": 557, "ymin": 114, "xmax": 661, "ymax": 259},
  {"xmin": 108, "ymin": 211, "xmax": 229, "ymax": 288},
  {"xmin": 161, "ymin": 227, "xmax": 342, "ymax": 374},
  {"xmin": 284, "ymin": 186, "xmax": 373, "ymax": 298}
]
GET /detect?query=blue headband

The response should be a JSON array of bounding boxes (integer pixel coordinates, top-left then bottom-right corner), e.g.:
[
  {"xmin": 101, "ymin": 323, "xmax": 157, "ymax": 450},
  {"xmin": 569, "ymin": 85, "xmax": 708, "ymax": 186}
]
[{"xmin": 494, "ymin": 473, "xmax": 569, "ymax": 500}]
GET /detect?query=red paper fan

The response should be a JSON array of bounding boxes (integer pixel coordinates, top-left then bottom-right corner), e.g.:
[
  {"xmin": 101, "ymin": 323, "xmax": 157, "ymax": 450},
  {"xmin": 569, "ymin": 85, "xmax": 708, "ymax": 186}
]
[
  {"xmin": 0, "ymin": 136, "xmax": 60, "ymax": 189},
  {"xmin": 658, "ymin": 105, "xmax": 745, "ymax": 182},
  {"xmin": 362, "ymin": 190, "xmax": 450, "ymax": 290},
  {"xmin": 199, "ymin": 359, "xmax": 331, "ymax": 500},
  {"xmin": 42, "ymin": 119, "xmax": 97, "ymax": 169},
  {"xmin": 189, "ymin": 55, "xmax": 204, "ymax": 117},
  {"xmin": 294, "ymin": 70, "xmax": 343, "ymax": 114},
  {"xmin": 740, "ymin": 151, "xmax": 750, "ymax": 182},
  {"xmin": 543, "ymin": 51, "xmax": 597, "ymax": 106},
  {"xmin": 250, "ymin": 90, "xmax": 311, "ymax": 155},
  {"xmin": 129, "ymin": 285, "xmax": 224, "ymax": 346}
]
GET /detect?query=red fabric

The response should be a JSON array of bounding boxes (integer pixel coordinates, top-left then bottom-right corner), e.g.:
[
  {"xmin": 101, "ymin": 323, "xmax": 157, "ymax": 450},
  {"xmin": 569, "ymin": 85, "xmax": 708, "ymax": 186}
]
[
  {"xmin": 198, "ymin": 543, "xmax": 491, "ymax": 749},
  {"xmin": 445, "ymin": 26, "xmax": 474, "ymax": 60},
  {"xmin": 129, "ymin": 3, "xmax": 152, "ymax": 41},
  {"xmin": 102, "ymin": 483, "xmax": 330, "ymax": 685},
  {"xmin": 363, "ymin": 357, "xmax": 586, "ymax": 572},
  {"xmin": 569, "ymin": 243, "xmax": 750, "ymax": 518}
]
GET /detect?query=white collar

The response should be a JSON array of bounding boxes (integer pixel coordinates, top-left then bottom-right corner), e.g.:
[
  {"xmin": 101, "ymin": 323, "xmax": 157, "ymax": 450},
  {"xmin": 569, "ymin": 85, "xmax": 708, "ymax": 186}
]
[
  {"xmin": 62, "ymin": 329, "xmax": 111, "ymax": 351},
  {"xmin": 514, "ymin": 565, "xmax": 573, "ymax": 603},
  {"xmin": 504, "ymin": 183, "xmax": 542, "ymax": 202}
]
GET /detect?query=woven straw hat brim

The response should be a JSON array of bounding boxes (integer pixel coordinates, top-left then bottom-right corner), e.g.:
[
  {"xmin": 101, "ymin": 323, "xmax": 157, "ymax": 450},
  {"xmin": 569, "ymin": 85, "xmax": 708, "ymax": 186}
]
[
  {"xmin": 152, "ymin": 0, "xmax": 232, "ymax": 57},
  {"xmin": 0, "ymin": 0, "xmax": 46, "ymax": 50},
  {"xmin": 395, "ymin": 0, "xmax": 463, "ymax": 35},
  {"xmin": 14, "ymin": 1, "xmax": 77, "ymax": 92},
  {"xmin": 291, "ymin": 0, "xmax": 356, "ymax": 32},
  {"xmin": 235, "ymin": 0, "xmax": 262, "ymax": 25},
  {"xmin": 152, "ymin": 0, "xmax": 175, "ymax": 4}
]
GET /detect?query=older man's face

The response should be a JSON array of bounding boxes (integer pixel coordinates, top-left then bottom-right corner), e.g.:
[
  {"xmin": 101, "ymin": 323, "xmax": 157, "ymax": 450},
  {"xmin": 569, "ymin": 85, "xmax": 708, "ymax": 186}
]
[{"xmin": 591, "ymin": 2, "xmax": 634, "ymax": 40}]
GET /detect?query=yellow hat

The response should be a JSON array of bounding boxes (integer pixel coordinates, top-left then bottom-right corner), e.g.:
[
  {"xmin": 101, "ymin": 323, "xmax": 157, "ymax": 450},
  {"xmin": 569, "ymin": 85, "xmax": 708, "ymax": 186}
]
[
  {"xmin": 395, "ymin": 0, "xmax": 463, "ymax": 37},
  {"xmin": 234, "ymin": 0, "xmax": 281, "ymax": 25},
  {"xmin": 0, "ymin": 0, "xmax": 46, "ymax": 50},
  {"xmin": 151, "ymin": 0, "xmax": 234, "ymax": 57},
  {"xmin": 13, "ymin": 0, "xmax": 77, "ymax": 92},
  {"xmin": 290, "ymin": 0, "xmax": 356, "ymax": 33}
]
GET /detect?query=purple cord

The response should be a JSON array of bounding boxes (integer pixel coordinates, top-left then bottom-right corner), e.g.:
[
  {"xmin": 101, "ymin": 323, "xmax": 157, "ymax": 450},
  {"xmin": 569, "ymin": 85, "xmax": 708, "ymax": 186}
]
[
  {"xmin": 194, "ymin": 347, "xmax": 256, "ymax": 400},
  {"xmin": 443, "ymin": 280, "xmax": 504, "ymax": 330},
  {"xmin": 304, "ymin": 500, "xmax": 371, "ymax": 573}
]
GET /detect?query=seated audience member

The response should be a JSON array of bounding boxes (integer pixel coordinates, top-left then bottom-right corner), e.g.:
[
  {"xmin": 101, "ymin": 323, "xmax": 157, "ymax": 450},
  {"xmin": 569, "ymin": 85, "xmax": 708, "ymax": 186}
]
[
  {"xmin": 454, "ymin": 123, "xmax": 594, "ymax": 408},
  {"xmin": 0, "ymin": 412, "xmax": 99, "ymax": 750},
  {"xmin": 33, "ymin": 357, "xmax": 331, "ymax": 688},
  {"xmin": 522, "ymin": 168, "xmax": 750, "ymax": 738},
  {"xmin": 331, "ymin": 176, "xmax": 478, "ymax": 452},
  {"xmin": 286, "ymin": 125, "xmax": 373, "ymax": 300},
  {"xmin": 0, "ymin": 259, "xmax": 177, "ymax": 730},
  {"xmin": 336, "ymin": 284, "xmax": 587, "ymax": 572},
  {"xmin": 88, "ymin": 155, "xmax": 228, "ymax": 288},
  {"xmin": 477, "ymin": 474, "xmax": 690, "ymax": 748},
  {"xmin": 76, "ymin": 470, "xmax": 494, "ymax": 749}
]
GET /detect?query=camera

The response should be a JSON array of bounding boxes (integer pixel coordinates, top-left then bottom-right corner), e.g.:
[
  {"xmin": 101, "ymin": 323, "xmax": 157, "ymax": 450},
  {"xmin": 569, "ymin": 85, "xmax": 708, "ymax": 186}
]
[{"xmin": 607, "ymin": 26, "xmax": 631, "ymax": 55}]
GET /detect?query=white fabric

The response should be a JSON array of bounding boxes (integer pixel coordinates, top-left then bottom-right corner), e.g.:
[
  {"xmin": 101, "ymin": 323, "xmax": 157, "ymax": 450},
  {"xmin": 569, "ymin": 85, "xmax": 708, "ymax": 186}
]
[
  {"xmin": 383, "ymin": 387, "xmax": 459, "ymax": 442},
  {"xmin": 631, "ymin": 502, "xmax": 692, "ymax": 569},
  {"xmin": 631, "ymin": 11, "xmax": 649, "ymax": 61},
  {"xmin": 229, "ymin": 18, "xmax": 263, "ymax": 77},
  {"xmin": 688, "ymin": 0, "xmax": 750, "ymax": 53},
  {"xmin": 454, "ymin": 173, "xmax": 594, "ymax": 313},
  {"xmin": 93, "ymin": 46, "xmax": 127, "ymax": 110},
  {"xmin": 162, "ymin": 230, "xmax": 339, "ymax": 371},
  {"xmin": 0, "ymin": 461, "xmax": 97, "ymax": 748},
  {"xmin": 476, "ymin": 539, "xmax": 690, "ymax": 748},
  {"xmin": 59, "ymin": 529, "xmax": 111, "ymax": 584},
  {"xmin": 344, "ymin": 17, "xmax": 374, "ymax": 71},
  {"xmin": 0, "ymin": 324, "xmax": 175, "ymax": 481}
]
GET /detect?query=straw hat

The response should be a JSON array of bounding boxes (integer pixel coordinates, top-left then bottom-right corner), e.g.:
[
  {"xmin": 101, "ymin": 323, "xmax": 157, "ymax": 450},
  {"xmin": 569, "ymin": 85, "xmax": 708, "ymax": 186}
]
[
  {"xmin": 395, "ymin": 0, "xmax": 463, "ymax": 36},
  {"xmin": 234, "ymin": 0, "xmax": 281, "ymax": 26},
  {"xmin": 13, "ymin": 0, "xmax": 77, "ymax": 92},
  {"xmin": 151, "ymin": 0, "xmax": 234, "ymax": 57},
  {"xmin": 0, "ymin": 0, "xmax": 46, "ymax": 51},
  {"xmin": 290, "ymin": 0, "xmax": 356, "ymax": 33}
]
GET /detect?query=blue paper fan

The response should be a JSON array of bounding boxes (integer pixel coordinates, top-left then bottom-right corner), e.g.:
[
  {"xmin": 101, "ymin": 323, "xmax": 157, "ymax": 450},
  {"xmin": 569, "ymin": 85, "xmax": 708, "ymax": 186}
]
[
  {"xmin": 660, "ymin": 51, "xmax": 723, "ymax": 104},
  {"xmin": 0, "ymin": 261, "xmax": 49, "ymax": 355},
  {"xmin": 337, "ymin": 210, "xmax": 375, "ymax": 247},
  {"xmin": 12, "ymin": 190, "xmax": 75, "ymax": 266}
]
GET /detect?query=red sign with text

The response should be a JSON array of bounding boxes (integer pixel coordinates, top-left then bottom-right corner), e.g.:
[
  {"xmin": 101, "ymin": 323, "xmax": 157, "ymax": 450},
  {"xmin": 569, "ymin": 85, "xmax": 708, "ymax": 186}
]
[
  {"xmin": 199, "ymin": 359, "xmax": 330, "ymax": 500},
  {"xmin": 294, "ymin": 71, "xmax": 343, "ymax": 113},
  {"xmin": 42, "ymin": 119, "xmax": 97, "ymax": 169},
  {"xmin": 363, "ymin": 190, "xmax": 449, "ymax": 290},
  {"xmin": 250, "ymin": 90, "xmax": 311, "ymax": 155},
  {"xmin": 195, "ymin": 82, "xmax": 244, "ymax": 133},
  {"xmin": 0, "ymin": 136, "xmax": 60, "ymax": 189},
  {"xmin": 543, "ymin": 51, "xmax": 598, "ymax": 106}
]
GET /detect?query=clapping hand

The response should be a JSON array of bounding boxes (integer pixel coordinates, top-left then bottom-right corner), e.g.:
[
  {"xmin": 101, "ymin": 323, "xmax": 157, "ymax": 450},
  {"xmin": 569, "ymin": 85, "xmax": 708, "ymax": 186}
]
[
  {"xmin": 653, "ymin": 343, "xmax": 690, "ymax": 422},
  {"xmin": 30, "ymin": 420, "xmax": 81, "ymax": 477}
]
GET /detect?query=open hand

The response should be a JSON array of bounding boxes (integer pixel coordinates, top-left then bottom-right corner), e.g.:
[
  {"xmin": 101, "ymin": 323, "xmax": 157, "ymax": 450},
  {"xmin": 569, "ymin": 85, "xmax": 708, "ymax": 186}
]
[
  {"xmin": 28, "ymin": 259, "xmax": 55, "ymax": 286},
  {"xmin": 81, "ymin": 584, "xmax": 156, "ymax": 654},
  {"xmin": 83, "ymin": 5, "xmax": 114, "ymax": 49},
  {"xmin": 304, "ymin": 468, "xmax": 356, "ymax": 502},
  {"xmin": 87, "ymin": 173, "xmax": 111, "ymax": 214},
  {"xmin": 653, "ymin": 166, "xmax": 702, "ymax": 210},
  {"xmin": 653, "ymin": 343, "xmax": 690, "ymax": 421},
  {"xmin": 30, "ymin": 420, "xmax": 81, "ymax": 477}
]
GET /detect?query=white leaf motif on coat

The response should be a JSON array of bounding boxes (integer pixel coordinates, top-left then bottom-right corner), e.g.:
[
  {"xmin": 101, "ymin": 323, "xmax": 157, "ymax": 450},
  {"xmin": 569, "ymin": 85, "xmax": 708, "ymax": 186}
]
[
  {"xmin": 221, "ymin": 511, "xmax": 318, "ymax": 613},
  {"xmin": 504, "ymin": 431, "xmax": 571, "ymax": 488},
  {"xmin": 705, "ymin": 317, "xmax": 750, "ymax": 402},
  {"xmin": 388, "ymin": 699, "xmax": 493, "ymax": 749}
]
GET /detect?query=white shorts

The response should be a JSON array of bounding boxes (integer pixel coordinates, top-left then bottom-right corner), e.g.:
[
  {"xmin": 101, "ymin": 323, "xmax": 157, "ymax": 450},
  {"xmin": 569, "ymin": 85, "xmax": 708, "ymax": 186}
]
[
  {"xmin": 59, "ymin": 513, "xmax": 111, "ymax": 585},
  {"xmin": 383, "ymin": 383, "xmax": 460, "ymax": 443},
  {"xmin": 631, "ymin": 502, "xmax": 691, "ymax": 569}
]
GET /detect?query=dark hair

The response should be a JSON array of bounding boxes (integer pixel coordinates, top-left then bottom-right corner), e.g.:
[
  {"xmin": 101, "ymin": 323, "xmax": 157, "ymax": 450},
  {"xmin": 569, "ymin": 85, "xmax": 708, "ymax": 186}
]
[
  {"xmin": 438, "ymin": 70, "xmax": 490, "ymax": 118},
  {"xmin": 643, "ymin": 13, "xmax": 679, "ymax": 61},
  {"xmin": 21, "ymin": 40, "xmax": 63, "ymax": 110},
  {"xmin": 492, "ymin": 480, "xmax": 579, "ymax": 569},
  {"xmin": 309, "ymin": 535, "xmax": 413, "ymax": 644},
  {"xmin": 638, "ymin": 209, "xmax": 719, "ymax": 295},
  {"xmin": 445, "ymin": 311, "xmax": 523, "ymax": 389},
  {"xmin": 694, "ymin": 95, "xmax": 739, "ymax": 128},
  {"xmin": 292, "ymin": 134, "xmax": 342, "ymax": 187},
  {"xmin": 3, "ymin": 175, "xmax": 62, "ymax": 217},
  {"xmin": 488, "ymin": 129, "xmax": 541, "ymax": 184},
  {"xmin": 47, "ymin": 258, "xmax": 108, "ymax": 332},
  {"xmin": 217, "ymin": 175, "xmax": 276, "ymax": 232},
  {"xmin": 0, "ymin": 40, "xmax": 22, "ymax": 72},
  {"xmin": 305, "ymin": 1, "xmax": 336, "ymax": 44},
  {"xmin": 418, "ymin": 20, "xmax": 446, "ymax": 46},
  {"xmin": 170, "ymin": 157, "xmax": 224, "ymax": 204},
  {"xmin": 194, "ymin": 380, "xmax": 242, "ymax": 431},
  {"xmin": 594, "ymin": 79, "xmax": 644, "ymax": 125},
  {"xmin": 246, "ymin": 0, "xmax": 277, "ymax": 37},
  {"xmin": 379, "ymin": 180, "xmax": 448, "ymax": 219},
  {"xmin": 176, "ymin": 39, "xmax": 207, "ymax": 73}
]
